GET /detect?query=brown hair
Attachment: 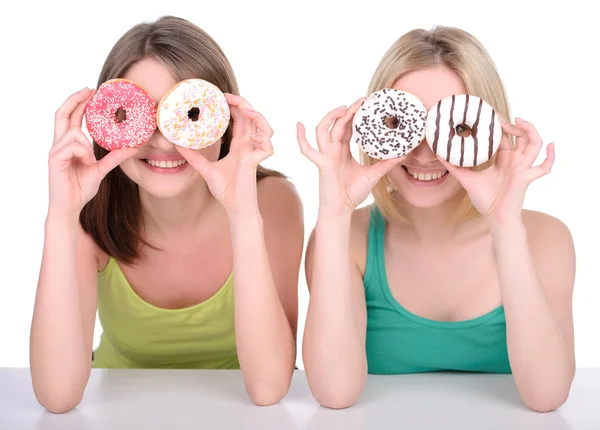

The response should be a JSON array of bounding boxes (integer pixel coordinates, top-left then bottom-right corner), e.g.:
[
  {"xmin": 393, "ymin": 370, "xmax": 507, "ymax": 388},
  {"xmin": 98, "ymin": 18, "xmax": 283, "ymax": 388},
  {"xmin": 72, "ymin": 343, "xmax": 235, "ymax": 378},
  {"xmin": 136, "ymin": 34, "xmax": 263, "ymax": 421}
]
[
  {"xmin": 361, "ymin": 26, "xmax": 512, "ymax": 223},
  {"xmin": 80, "ymin": 16, "xmax": 283, "ymax": 264}
]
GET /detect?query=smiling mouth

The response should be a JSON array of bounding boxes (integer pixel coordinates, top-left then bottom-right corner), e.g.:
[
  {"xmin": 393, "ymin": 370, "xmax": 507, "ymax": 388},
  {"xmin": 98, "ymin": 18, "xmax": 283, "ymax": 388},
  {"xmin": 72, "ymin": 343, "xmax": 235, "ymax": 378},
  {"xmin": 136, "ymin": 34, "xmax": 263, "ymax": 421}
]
[
  {"xmin": 142, "ymin": 159, "xmax": 187, "ymax": 169},
  {"xmin": 401, "ymin": 165, "xmax": 449, "ymax": 181}
]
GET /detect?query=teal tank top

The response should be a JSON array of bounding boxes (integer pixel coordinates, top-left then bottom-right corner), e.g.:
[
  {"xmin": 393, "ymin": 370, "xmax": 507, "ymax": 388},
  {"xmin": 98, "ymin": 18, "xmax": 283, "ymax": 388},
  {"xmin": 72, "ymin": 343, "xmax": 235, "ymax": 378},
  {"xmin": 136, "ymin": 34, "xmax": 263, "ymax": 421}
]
[{"xmin": 364, "ymin": 206, "xmax": 511, "ymax": 374}]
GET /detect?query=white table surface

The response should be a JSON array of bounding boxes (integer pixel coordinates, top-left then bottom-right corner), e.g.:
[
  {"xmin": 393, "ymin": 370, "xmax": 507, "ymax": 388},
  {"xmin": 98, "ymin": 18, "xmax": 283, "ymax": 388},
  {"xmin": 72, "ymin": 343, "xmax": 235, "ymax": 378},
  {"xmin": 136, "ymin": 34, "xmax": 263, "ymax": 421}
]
[{"xmin": 1, "ymin": 368, "xmax": 599, "ymax": 430}]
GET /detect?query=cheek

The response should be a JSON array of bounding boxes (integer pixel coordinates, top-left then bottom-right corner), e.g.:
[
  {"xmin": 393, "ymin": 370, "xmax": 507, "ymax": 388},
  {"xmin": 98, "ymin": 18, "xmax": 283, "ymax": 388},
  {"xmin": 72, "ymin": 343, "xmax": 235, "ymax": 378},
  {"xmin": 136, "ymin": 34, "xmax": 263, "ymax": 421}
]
[{"xmin": 117, "ymin": 158, "xmax": 141, "ymax": 181}]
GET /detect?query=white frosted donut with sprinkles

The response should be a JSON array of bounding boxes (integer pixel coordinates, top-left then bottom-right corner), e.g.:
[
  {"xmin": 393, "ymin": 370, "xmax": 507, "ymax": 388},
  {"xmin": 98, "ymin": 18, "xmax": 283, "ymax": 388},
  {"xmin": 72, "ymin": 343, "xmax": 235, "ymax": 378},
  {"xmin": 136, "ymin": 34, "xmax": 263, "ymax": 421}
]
[
  {"xmin": 84, "ymin": 79, "xmax": 157, "ymax": 150},
  {"xmin": 351, "ymin": 89, "xmax": 427, "ymax": 160},
  {"xmin": 425, "ymin": 94, "xmax": 502, "ymax": 167},
  {"xmin": 157, "ymin": 79, "xmax": 230, "ymax": 150}
]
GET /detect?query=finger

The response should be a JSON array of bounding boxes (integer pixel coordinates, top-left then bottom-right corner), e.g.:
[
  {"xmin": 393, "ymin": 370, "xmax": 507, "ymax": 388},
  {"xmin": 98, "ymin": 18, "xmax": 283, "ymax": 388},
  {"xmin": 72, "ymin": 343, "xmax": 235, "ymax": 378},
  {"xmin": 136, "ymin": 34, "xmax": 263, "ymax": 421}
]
[
  {"xmin": 95, "ymin": 147, "xmax": 140, "ymax": 178},
  {"xmin": 50, "ymin": 141, "xmax": 94, "ymax": 169},
  {"xmin": 436, "ymin": 155, "xmax": 477, "ymax": 183},
  {"xmin": 331, "ymin": 97, "xmax": 365, "ymax": 144},
  {"xmin": 364, "ymin": 156, "xmax": 405, "ymax": 186},
  {"xmin": 497, "ymin": 131, "xmax": 513, "ymax": 151},
  {"xmin": 316, "ymin": 105, "xmax": 347, "ymax": 151},
  {"xmin": 224, "ymin": 93, "xmax": 253, "ymax": 109},
  {"xmin": 515, "ymin": 118, "xmax": 544, "ymax": 166},
  {"xmin": 229, "ymin": 105, "xmax": 244, "ymax": 137},
  {"xmin": 296, "ymin": 122, "xmax": 322, "ymax": 165},
  {"xmin": 175, "ymin": 146, "xmax": 211, "ymax": 178},
  {"xmin": 54, "ymin": 88, "xmax": 92, "ymax": 144},
  {"xmin": 71, "ymin": 89, "xmax": 96, "ymax": 130},
  {"xmin": 50, "ymin": 127, "xmax": 95, "ymax": 164},
  {"xmin": 241, "ymin": 109, "xmax": 274, "ymax": 138},
  {"xmin": 51, "ymin": 126, "xmax": 94, "ymax": 153},
  {"xmin": 250, "ymin": 133, "xmax": 274, "ymax": 163},
  {"xmin": 525, "ymin": 142, "xmax": 555, "ymax": 183},
  {"xmin": 500, "ymin": 120, "xmax": 528, "ymax": 153},
  {"xmin": 225, "ymin": 93, "xmax": 255, "ymax": 135}
]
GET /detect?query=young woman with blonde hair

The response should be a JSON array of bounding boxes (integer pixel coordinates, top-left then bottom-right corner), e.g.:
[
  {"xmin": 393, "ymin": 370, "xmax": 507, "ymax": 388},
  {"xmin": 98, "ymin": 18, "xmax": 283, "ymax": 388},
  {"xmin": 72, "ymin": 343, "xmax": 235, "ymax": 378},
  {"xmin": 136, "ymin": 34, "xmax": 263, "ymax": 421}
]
[{"xmin": 298, "ymin": 26, "xmax": 575, "ymax": 412}]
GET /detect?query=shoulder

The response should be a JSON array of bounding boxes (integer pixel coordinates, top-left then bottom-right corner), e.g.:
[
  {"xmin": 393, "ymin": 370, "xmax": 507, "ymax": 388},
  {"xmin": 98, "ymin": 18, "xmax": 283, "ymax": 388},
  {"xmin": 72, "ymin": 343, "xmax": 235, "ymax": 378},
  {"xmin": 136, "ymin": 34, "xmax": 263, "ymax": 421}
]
[
  {"xmin": 521, "ymin": 209, "xmax": 576, "ymax": 292},
  {"xmin": 522, "ymin": 209, "xmax": 574, "ymax": 252},
  {"xmin": 257, "ymin": 176, "xmax": 304, "ymax": 245},
  {"xmin": 257, "ymin": 176, "xmax": 303, "ymax": 221}
]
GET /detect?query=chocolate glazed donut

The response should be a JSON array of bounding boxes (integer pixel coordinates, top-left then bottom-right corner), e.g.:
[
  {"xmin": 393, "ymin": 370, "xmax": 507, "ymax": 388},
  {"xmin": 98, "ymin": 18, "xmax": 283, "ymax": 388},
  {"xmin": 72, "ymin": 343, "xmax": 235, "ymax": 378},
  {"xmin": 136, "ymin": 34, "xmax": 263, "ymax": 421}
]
[{"xmin": 425, "ymin": 94, "xmax": 502, "ymax": 167}]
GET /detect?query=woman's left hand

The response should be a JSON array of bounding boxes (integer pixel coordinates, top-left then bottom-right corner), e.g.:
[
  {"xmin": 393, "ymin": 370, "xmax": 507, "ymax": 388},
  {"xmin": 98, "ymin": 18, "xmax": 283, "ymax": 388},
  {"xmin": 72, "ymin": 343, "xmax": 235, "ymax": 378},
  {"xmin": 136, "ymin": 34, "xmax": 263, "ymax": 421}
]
[
  {"xmin": 175, "ymin": 93, "xmax": 274, "ymax": 216},
  {"xmin": 437, "ymin": 117, "xmax": 555, "ymax": 227}
]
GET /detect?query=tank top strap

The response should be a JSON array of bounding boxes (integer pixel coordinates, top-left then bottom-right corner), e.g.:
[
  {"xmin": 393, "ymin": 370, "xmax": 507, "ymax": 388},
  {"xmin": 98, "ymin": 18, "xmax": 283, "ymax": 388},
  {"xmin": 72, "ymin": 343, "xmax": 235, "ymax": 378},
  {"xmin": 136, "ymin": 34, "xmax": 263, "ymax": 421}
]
[{"xmin": 364, "ymin": 205, "xmax": 386, "ymax": 291}]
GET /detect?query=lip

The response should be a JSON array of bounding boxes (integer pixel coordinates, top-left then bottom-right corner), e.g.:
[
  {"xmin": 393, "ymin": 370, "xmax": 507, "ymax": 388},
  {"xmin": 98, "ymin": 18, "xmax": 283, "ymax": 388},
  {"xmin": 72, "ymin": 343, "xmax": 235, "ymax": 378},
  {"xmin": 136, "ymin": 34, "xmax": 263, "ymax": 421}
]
[
  {"xmin": 401, "ymin": 165, "xmax": 449, "ymax": 186},
  {"xmin": 138, "ymin": 153, "xmax": 186, "ymax": 162},
  {"xmin": 139, "ymin": 158, "xmax": 189, "ymax": 174},
  {"xmin": 402, "ymin": 165, "xmax": 448, "ymax": 174}
]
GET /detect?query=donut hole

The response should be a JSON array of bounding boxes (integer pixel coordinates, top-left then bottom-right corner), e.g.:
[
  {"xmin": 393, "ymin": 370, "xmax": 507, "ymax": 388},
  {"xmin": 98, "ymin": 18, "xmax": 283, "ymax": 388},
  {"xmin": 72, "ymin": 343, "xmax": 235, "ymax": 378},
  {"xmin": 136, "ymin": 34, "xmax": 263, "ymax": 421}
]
[
  {"xmin": 456, "ymin": 124, "xmax": 472, "ymax": 137},
  {"xmin": 115, "ymin": 107, "xmax": 127, "ymax": 123},
  {"xmin": 188, "ymin": 107, "xmax": 200, "ymax": 122},
  {"xmin": 384, "ymin": 116, "xmax": 400, "ymax": 129}
]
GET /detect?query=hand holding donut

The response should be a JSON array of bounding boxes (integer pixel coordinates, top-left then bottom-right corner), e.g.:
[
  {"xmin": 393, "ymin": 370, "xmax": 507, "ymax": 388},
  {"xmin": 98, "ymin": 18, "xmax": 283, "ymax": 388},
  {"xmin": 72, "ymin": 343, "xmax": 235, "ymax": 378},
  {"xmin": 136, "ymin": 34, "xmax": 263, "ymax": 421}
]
[
  {"xmin": 48, "ymin": 88, "xmax": 138, "ymax": 219},
  {"xmin": 297, "ymin": 98, "xmax": 405, "ymax": 217},
  {"xmin": 175, "ymin": 93, "xmax": 274, "ymax": 216},
  {"xmin": 437, "ymin": 117, "xmax": 555, "ymax": 226}
]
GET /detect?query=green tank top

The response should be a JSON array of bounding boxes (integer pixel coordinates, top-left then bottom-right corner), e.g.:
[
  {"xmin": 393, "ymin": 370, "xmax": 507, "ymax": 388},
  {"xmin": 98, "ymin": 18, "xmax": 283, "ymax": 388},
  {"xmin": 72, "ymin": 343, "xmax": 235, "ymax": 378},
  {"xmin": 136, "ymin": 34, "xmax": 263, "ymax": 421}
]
[
  {"xmin": 92, "ymin": 257, "xmax": 239, "ymax": 369},
  {"xmin": 364, "ymin": 206, "xmax": 511, "ymax": 374}
]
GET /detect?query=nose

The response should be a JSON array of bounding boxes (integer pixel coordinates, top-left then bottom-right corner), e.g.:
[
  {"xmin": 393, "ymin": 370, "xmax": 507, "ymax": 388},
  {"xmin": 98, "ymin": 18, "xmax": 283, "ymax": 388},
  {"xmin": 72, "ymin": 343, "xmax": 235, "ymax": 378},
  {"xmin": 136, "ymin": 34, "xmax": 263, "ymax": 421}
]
[
  {"xmin": 146, "ymin": 129, "xmax": 175, "ymax": 150},
  {"xmin": 409, "ymin": 139, "xmax": 438, "ymax": 164}
]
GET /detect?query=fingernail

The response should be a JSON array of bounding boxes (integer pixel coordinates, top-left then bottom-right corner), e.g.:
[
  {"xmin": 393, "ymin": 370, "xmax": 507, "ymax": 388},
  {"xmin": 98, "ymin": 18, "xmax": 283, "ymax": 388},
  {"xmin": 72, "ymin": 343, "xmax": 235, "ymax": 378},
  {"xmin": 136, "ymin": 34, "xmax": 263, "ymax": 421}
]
[
  {"xmin": 516, "ymin": 117, "xmax": 526, "ymax": 123},
  {"xmin": 80, "ymin": 87, "xmax": 89, "ymax": 92},
  {"xmin": 336, "ymin": 105, "xmax": 346, "ymax": 110}
]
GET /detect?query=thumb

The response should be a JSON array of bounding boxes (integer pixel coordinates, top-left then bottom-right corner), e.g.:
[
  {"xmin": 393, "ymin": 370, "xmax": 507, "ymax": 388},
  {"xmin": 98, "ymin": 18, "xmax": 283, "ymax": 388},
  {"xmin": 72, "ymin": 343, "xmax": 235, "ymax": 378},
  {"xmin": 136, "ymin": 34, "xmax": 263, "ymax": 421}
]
[
  {"xmin": 96, "ymin": 147, "xmax": 139, "ymax": 178},
  {"xmin": 436, "ymin": 156, "xmax": 476, "ymax": 184},
  {"xmin": 175, "ymin": 146, "xmax": 211, "ymax": 179},
  {"xmin": 364, "ymin": 156, "xmax": 404, "ymax": 185}
]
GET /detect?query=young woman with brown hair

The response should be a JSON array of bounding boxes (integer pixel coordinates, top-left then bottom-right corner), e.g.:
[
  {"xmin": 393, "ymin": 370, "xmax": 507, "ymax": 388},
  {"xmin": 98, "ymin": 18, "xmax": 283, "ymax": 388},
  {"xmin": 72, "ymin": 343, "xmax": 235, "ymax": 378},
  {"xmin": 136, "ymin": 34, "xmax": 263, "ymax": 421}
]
[{"xmin": 31, "ymin": 16, "xmax": 303, "ymax": 413}]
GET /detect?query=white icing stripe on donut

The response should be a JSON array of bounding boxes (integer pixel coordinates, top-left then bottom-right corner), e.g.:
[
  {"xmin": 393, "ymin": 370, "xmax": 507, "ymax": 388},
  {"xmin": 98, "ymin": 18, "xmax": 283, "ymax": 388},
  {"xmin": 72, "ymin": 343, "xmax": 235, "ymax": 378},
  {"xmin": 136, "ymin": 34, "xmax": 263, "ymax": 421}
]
[
  {"xmin": 351, "ymin": 89, "xmax": 427, "ymax": 160},
  {"xmin": 425, "ymin": 94, "xmax": 502, "ymax": 167},
  {"xmin": 157, "ymin": 79, "xmax": 230, "ymax": 150}
]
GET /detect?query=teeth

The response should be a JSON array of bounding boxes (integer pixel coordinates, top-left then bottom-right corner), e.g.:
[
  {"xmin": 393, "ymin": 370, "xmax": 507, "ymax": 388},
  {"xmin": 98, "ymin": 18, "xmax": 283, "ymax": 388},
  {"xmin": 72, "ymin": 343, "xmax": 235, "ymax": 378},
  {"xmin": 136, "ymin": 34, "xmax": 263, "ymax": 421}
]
[
  {"xmin": 407, "ymin": 169, "xmax": 448, "ymax": 181},
  {"xmin": 146, "ymin": 159, "xmax": 187, "ymax": 168}
]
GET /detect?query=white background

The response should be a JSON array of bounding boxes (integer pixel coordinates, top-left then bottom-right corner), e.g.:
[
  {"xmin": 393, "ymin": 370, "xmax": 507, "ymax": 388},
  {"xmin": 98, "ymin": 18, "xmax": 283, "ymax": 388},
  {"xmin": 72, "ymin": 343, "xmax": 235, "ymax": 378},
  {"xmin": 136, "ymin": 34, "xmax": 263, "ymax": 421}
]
[{"xmin": 0, "ymin": 0, "xmax": 598, "ymax": 370}]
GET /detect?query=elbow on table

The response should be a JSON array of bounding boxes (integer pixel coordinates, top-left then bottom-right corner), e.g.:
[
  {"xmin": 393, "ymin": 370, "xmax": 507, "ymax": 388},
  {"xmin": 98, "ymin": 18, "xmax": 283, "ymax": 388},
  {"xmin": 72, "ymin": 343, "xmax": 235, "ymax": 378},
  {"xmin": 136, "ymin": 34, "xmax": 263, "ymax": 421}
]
[
  {"xmin": 246, "ymin": 376, "xmax": 293, "ymax": 406},
  {"xmin": 34, "ymin": 386, "xmax": 84, "ymax": 414},
  {"xmin": 523, "ymin": 387, "xmax": 571, "ymax": 413},
  {"xmin": 308, "ymin": 377, "xmax": 364, "ymax": 409},
  {"xmin": 313, "ymin": 388, "xmax": 361, "ymax": 410}
]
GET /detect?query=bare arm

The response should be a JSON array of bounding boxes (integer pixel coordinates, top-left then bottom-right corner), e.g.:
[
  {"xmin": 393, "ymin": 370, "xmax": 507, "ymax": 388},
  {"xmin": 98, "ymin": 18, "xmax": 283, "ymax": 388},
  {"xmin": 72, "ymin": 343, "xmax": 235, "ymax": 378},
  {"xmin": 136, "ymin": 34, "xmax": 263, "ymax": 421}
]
[
  {"xmin": 296, "ymin": 99, "xmax": 403, "ymax": 409},
  {"xmin": 31, "ymin": 87, "xmax": 138, "ymax": 413},
  {"xmin": 302, "ymin": 212, "xmax": 368, "ymax": 409},
  {"xmin": 231, "ymin": 178, "xmax": 303, "ymax": 405},
  {"xmin": 491, "ymin": 213, "xmax": 575, "ymax": 412},
  {"xmin": 30, "ymin": 218, "xmax": 98, "ymax": 413}
]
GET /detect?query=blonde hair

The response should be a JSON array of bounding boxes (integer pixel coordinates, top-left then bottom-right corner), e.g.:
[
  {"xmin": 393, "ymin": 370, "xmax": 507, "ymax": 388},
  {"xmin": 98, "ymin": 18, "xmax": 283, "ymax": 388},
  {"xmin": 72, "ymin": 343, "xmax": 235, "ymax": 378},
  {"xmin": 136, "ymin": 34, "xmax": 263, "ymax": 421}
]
[{"xmin": 361, "ymin": 26, "xmax": 512, "ymax": 223}]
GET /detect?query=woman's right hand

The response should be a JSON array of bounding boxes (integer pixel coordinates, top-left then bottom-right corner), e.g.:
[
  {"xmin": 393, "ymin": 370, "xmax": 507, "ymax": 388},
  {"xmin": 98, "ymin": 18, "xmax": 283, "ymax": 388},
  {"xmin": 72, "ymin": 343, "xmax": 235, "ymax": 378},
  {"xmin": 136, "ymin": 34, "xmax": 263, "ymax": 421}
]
[
  {"xmin": 48, "ymin": 88, "xmax": 139, "ymax": 219},
  {"xmin": 297, "ymin": 98, "xmax": 405, "ymax": 217}
]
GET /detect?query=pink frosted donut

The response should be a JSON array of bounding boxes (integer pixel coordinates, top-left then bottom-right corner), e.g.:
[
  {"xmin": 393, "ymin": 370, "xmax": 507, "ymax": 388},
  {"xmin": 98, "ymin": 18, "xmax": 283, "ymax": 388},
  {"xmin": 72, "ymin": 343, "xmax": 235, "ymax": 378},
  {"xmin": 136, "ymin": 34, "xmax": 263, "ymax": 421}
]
[{"xmin": 85, "ymin": 79, "xmax": 157, "ymax": 150}]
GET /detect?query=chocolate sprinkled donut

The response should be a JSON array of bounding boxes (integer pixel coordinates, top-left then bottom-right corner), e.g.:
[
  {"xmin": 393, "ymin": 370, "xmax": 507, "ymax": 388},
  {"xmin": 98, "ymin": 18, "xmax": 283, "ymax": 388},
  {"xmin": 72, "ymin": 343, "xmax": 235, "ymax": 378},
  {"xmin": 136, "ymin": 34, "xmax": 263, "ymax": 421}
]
[{"xmin": 351, "ymin": 89, "xmax": 427, "ymax": 160}]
